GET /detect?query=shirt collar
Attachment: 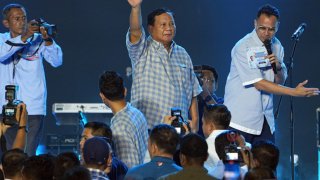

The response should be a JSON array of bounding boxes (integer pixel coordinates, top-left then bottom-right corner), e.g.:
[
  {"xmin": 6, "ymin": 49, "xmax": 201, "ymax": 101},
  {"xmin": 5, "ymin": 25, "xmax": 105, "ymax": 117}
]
[
  {"xmin": 111, "ymin": 103, "xmax": 130, "ymax": 123},
  {"xmin": 207, "ymin": 129, "xmax": 228, "ymax": 140},
  {"xmin": 147, "ymin": 35, "xmax": 176, "ymax": 53}
]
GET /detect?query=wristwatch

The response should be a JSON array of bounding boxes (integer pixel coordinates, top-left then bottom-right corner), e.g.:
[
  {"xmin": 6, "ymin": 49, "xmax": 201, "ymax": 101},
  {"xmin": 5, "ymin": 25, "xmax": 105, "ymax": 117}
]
[{"xmin": 18, "ymin": 126, "xmax": 28, "ymax": 133}]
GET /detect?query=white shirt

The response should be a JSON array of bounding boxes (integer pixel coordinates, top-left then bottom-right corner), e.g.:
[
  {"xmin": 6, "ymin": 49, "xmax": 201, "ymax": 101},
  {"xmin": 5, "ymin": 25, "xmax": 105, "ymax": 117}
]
[{"xmin": 204, "ymin": 129, "xmax": 228, "ymax": 171}]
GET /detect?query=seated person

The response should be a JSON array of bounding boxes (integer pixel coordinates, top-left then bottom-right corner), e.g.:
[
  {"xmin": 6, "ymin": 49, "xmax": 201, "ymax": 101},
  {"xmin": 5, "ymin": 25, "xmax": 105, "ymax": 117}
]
[
  {"xmin": 210, "ymin": 130, "xmax": 251, "ymax": 179},
  {"xmin": 21, "ymin": 154, "xmax": 55, "ymax": 180},
  {"xmin": 251, "ymin": 140, "xmax": 279, "ymax": 173},
  {"xmin": 202, "ymin": 104, "xmax": 231, "ymax": 170},
  {"xmin": 80, "ymin": 121, "xmax": 128, "ymax": 180},
  {"xmin": 125, "ymin": 124, "xmax": 181, "ymax": 180},
  {"xmin": 83, "ymin": 136, "xmax": 112, "ymax": 180},
  {"xmin": 160, "ymin": 133, "xmax": 217, "ymax": 180},
  {"xmin": 1, "ymin": 148, "xmax": 28, "ymax": 180}
]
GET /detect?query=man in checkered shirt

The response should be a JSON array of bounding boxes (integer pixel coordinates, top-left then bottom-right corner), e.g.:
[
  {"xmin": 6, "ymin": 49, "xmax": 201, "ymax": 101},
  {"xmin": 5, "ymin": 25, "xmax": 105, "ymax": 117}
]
[{"xmin": 126, "ymin": 0, "xmax": 202, "ymax": 132}]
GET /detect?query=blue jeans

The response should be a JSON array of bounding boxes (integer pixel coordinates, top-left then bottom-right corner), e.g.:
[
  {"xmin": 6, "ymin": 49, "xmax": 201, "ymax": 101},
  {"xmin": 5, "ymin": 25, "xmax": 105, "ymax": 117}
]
[{"xmin": 4, "ymin": 115, "xmax": 44, "ymax": 156}]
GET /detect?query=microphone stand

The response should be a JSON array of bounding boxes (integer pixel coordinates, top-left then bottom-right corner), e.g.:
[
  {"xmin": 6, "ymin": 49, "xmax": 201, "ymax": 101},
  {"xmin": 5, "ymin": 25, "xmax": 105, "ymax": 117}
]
[{"xmin": 274, "ymin": 37, "xmax": 300, "ymax": 180}]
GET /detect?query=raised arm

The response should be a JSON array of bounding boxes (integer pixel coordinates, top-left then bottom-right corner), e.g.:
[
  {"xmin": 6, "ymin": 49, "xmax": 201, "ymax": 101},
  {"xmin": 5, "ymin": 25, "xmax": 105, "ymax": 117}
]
[
  {"xmin": 128, "ymin": 0, "xmax": 143, "ymax": 43},
  {"xmin": 12, "ymin": 103, "xmax": 28, "ymax": 150}
]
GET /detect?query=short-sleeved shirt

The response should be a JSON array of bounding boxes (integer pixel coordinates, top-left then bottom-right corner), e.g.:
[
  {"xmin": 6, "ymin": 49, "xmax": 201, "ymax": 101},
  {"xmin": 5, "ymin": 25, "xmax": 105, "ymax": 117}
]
[
  {"xmin": 124, "ymin": 156, "xmax": 182, "ymax": 180},
  {"xmin": 126, "ymin": 28, "xmax": 202, "ymax": 129},
  {"xmin": 224, "ymin": 30, "xmax": 287, "ymax": 135}
]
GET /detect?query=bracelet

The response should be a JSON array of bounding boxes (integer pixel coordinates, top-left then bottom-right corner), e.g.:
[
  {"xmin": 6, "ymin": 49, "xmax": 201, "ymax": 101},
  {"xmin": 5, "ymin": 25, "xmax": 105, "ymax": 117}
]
[{"xmin": 18, "ymin": 126, "xmax": 28, "ymax": 133}]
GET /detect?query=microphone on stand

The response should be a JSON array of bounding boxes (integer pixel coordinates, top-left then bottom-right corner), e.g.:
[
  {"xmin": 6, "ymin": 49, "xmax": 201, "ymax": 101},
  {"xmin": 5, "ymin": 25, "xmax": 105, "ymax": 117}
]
[
  {"xmin": 291, "ymin": 23, "xmax": 307, "ymax": 40},
  {"xmin": 263, "ymin": 39, "xmax": 277, "ymax": 74}
]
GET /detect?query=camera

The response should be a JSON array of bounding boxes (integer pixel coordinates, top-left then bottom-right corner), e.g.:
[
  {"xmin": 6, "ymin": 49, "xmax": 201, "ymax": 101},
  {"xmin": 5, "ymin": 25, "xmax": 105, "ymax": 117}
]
[
  {"xmin": 31, "ymin": 18, "xmax": 57, "ymax": 37},
  {"xmin": 2, "ymin": 85, "xmax": 21, "ymax": 126},
  {"xmin": 223, "ymin": 132, "xmax": 243, "ymax": 163},
  {"xmin": 171, "ymin": 107, "xmax": 188, "ymax": 135}
]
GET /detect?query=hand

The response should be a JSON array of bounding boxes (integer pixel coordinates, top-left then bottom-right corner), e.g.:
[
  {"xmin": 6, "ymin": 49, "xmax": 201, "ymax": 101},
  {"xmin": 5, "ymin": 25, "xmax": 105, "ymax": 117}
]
[
  {"xmin": 294, "ymin": 80, "xmax": 319, "ymax": 97},
  {"xmin": 266, "ymin": 53, "xmax": 281, "ymax": 70},
  {"xmin": 128, "ymin": 0, "xmax": 142, "ymax": 8},
  {"xmin": 163, "ymin": 115, "xmax": 175, "ymax": 125},
  {"xmin": 15, "ymin": 103, "xmax": 28, "ymax": 127},
  {"xmin": 21, "ymin": 20, "xmax": 40, "ymax": 42}
]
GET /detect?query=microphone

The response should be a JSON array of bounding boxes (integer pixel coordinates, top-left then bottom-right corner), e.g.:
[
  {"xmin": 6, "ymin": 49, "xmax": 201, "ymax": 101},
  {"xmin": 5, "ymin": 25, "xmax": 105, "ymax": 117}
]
[
  {"xmin": 291, "ymin": 23, "xmax": 307, "ymax": 40},
  {"xmin": 263, "ymin": 39, "xmax": 277, "ymax": 74}
]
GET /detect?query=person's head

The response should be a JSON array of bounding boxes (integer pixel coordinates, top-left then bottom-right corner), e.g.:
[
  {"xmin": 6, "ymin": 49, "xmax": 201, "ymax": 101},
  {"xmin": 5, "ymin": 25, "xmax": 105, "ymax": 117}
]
[
  {"xmin": 244, "ymin": 167, "xmax": 276, "ymax": 180},
  {"xmin": 179, "ymin": 133, "xmax": 208, "ymax": 167},
  {"xmin": 53, "ymin": 152, "xmax": 80, "ymax": 180},
  {"xmin": 202, "ymin": 104, "xmax": 231, "ymax": 137},
  {"xmin": 1, "ymin": 148, "xmax": 28, "ymax": 179},
  {"xmin": 147, "ymin": 8, "xmax": 176, "ymax": 47},
  {"xmin": 21, "ymin": 155, "xmax": 55, "ymax": 180},
  {"xmin": 251, "ymin": 140, "xmax": 279, "ymax": 171},
  {"xmin": 62, "ymin": 166, "xmax": 91, "ymax": 180},
  {"xmin": 215, "ymin": 130, "xmax": 246, "ymax": 162},
  {"xmin": 148, "ymin": 124, "xmax": 179, "ymax": 158},
  {"xmin": 99, "ymin": 71, "xmax": 126, "ymax": 105},
  {"xmin": 2, "ymin": 4, "xmax": 27, "ymax": 38},
  {"xmin": 254, "ymin": 4, "xmax": 280, "ymax": 42},
  {"xmin": 80, "ymin": 122, "xmax": 113, "ymax": 152},
  {"xmin": 194, "ymin": 65, "xmax": 219, "ymax": 93},
  {"xmin": 83, "ymin": 136, "xmax": 112, "ymax": 171}
]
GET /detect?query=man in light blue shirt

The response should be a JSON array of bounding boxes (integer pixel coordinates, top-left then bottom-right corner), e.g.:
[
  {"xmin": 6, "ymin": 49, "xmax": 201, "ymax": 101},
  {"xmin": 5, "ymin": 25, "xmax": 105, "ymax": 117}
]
[
  {"xmin": 224, "ymin": 4, "xmax": 318, "ymax": 144},
  {"xmin": 0, "ymin": 4, "xmax": 63, "ymax": 155},
  {"xmin": 126, "ymin": 0, "xmax": 202, "ymax": 132},
  {"xmin": 125, "ymin": 124, "xmax": 181, "ymax": 180}
]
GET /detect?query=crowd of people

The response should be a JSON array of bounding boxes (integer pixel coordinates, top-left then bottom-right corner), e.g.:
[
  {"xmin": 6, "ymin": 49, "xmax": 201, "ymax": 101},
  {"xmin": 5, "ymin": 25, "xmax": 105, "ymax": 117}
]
[{"xmin": 0, "ymin": 0, "xmax": 319, "ymax": 179}]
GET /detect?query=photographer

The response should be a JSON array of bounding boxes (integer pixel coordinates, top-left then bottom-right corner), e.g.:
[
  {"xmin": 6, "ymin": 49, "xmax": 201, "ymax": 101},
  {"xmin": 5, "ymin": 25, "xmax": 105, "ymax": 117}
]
[
  {"xmin": 1, "ymin": 103, "xmax": 28, "ymax": 154},
  {"xmin": 0, "ymin": 3, "xmax": 63, "ymax": 156},
  {"xmin": 210, "ymin": 130, "xmax": 252, "ymax": 179}
]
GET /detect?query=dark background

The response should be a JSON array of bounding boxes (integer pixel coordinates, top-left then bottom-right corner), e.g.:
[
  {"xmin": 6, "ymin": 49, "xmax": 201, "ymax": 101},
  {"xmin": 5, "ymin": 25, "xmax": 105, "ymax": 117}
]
[{"xmin": 0, "ymin": 0, "xmax": 319, "ymax": 179}]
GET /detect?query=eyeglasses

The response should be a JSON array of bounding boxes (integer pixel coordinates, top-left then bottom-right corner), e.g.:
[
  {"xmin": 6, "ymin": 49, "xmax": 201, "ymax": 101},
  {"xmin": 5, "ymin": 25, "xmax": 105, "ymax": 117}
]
[
  {"xmin": 201, "ymin": 78, "xmax": 215, "ymax": 84},
  {"xmin": 256, "ymin": 25, "xmax": 278, "ymax": 33}
]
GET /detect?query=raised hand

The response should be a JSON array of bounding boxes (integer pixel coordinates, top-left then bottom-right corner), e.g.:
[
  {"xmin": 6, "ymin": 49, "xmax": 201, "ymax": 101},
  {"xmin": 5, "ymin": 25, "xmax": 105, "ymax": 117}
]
[{"xmin": 128, "ymin": 0, "xmax": 142, "ymax": 8}]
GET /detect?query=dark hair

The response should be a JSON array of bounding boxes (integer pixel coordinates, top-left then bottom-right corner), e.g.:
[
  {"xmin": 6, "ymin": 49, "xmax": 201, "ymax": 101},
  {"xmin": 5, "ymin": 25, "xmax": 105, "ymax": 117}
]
[
  {"xmin": 147, "ymin": 8, "xmax": 174, "ymax": 26},
  {"xmin": 62, "ymin": 166, "xmax": 91, "ymax": 180},
  {"xmin": 180, "ymin": 133, "xmax": 208, "ymax": 164},
  {"xmin": 84, "ymin": 122, "xmax": 112, "ymax": 140},
  {"xmin": 22, "ymin": 155, "xmax": 55, "ymax": 180},
  {"xmin": 203, "ymin": 104, "xmax": 231, "ymax": 129},
  {"xmin": 149, "ymin": 124, "xmax": 179, "ymax": 155},
  {"xmin": 251, "ymin": 140, "xmax": 279, "ymax": 171},
  {"xmin": 194, "ymin": 65, "xmax": 219, "ymax": 82},
  {"xmin": 214, "ymin": 130, "xmax": 240, "ymax": 161},
  {"xmin": 244, "ymin": 167, "xmax": 276, "ymax": 180},
  {"xmin": 1, "ymin": 148, "xmax": 28, "ymax": 178},
  {"xmin": 54, "ymin": 152, "xmax": 80, "ymax": 180},
  {"xmin": 257, "ymin": 4, "xmax": 280, "ymax": 20},
  {"xmin": 84, "ymin": 121, "xmax": 115, "ymax": 150},
  {"xmin": 2, "ymin": 3, "xmax": 25, "ymax": 20},
  {"xmin": 99, "ymin": 71, "xmax": 125, "ymax": 101}
]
